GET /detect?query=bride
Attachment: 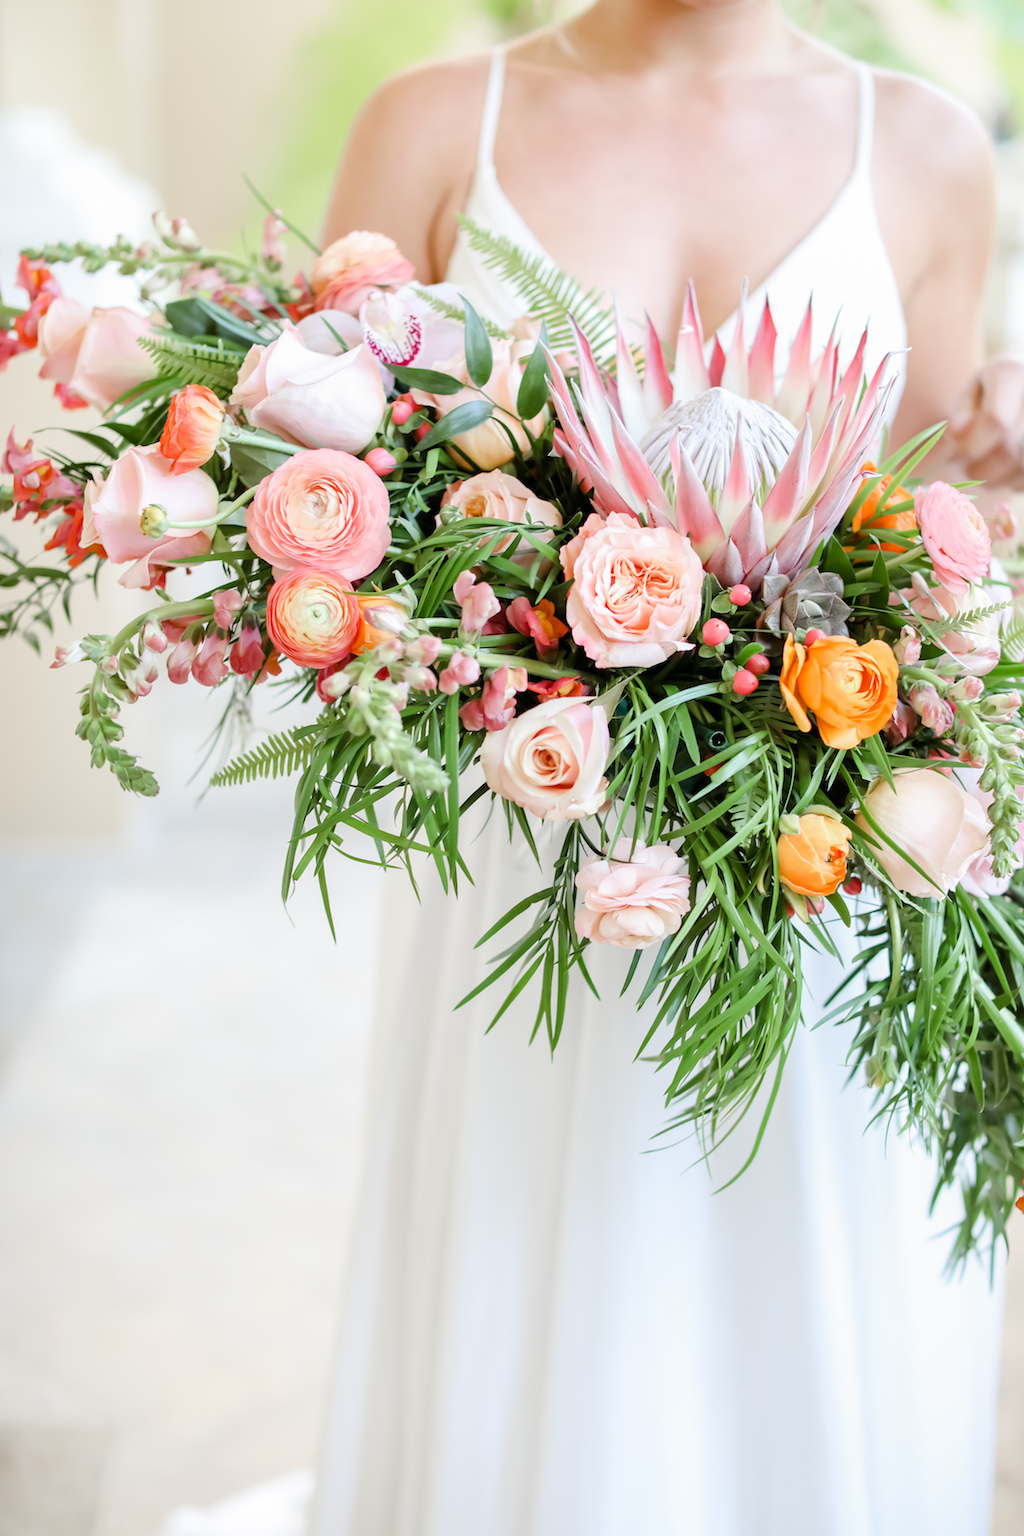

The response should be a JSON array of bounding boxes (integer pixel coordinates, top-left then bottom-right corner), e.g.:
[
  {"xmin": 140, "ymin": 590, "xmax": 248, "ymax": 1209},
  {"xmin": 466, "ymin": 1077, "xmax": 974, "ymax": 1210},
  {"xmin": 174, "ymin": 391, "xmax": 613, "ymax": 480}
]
[{"xmin": 165, "ymin": 3, "xmax": 1024, "ymax": 1534}]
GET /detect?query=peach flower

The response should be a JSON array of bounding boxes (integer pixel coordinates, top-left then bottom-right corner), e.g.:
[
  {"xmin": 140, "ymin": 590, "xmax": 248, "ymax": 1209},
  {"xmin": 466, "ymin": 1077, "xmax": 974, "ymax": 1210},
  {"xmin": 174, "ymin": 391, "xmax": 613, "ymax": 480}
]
[
  {"xmin": 439, "ymin": 470, "xmax": 562, "ymax": 563},
  {"xmin": 83, "ymin": 444, "xmax": 216, "ymax": 589},
  {"xmin": 311, "ymin": 231, "xmax": 415, "ymax": 316},
  {"xmin": 265, "ymin": 569, "xmax": 360, "ymax": 667},
  {"xmin": 574, "ymin": 839, "xmax": 691, "ymax": 948},
  {"xmin": 246, "ymin": 448, "xmax": 391, "ymax": 581},
  {"xmin": 915, "ymin": 481, "xmax": 991, "ymax": 594},
  {"xmin": 413, "ymin": 341, "xmax": 545, "ymax": 471},
  {"xmin": 37, "ymin": 298, "xmax": 158, "ymax": 411},
  {"xmin": 777, "ymin": 814, "xmax": 852, "ymax": 898},
  {"xmin": 481, "ymin": 697, "xmax": 610, "ymax": 820},
  {"xmin": 562, "ymin": 511, "xmax": 704, "ymax": 668},
  {"xmin": 230, "ymin": 327, "xmax": 385, "ymax": 454},
  {"xmin": 780, "ymin": 634, "xmax": 898, "ymax": 750},
  {"xmin": 851, "ymin": 463, "xmax": 915, "ymax": 551},
  {"xmin": 160, "ymin": 386, "xmax": 225, "ymax": 473},
  {"xmin": 855, "ymin": 768, "xmax": 989, "ymax": 897},
  {"xmin": 351, "ymin": 593, "xmax": 409, "ymax": 654},
  {"xmin": 901, "ymin": 572, "xmax": 1007, "ymax": 679}
]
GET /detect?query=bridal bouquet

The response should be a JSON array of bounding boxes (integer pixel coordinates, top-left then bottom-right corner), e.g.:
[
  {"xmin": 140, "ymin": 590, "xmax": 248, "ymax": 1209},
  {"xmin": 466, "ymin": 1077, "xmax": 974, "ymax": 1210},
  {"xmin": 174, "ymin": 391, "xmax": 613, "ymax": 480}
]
[{"xmin": 4, "ymin": 209, "xmax": 1024, "ymax": 1261}]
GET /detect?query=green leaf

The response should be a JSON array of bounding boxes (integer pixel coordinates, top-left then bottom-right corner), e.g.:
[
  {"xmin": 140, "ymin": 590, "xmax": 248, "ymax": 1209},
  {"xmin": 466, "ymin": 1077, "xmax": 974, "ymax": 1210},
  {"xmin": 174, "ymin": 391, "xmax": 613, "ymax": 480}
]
[
  {"xmin": 229, "ymin": 441, "xmax": 291, "ymax": 486},
  {"xmin": 416, "ymin": 399, "xmax": 493, "ymax": 455},
  {"xmin": 389, "ymin": 366, "xmax": 465, "ymax": 395},
  {"xmin": 461, "ymin": 295, "xmax": 493, "ymax": 388},
  {"xmin": 516, "ymin": 326, "xmax": 550, "ymax": 419}
]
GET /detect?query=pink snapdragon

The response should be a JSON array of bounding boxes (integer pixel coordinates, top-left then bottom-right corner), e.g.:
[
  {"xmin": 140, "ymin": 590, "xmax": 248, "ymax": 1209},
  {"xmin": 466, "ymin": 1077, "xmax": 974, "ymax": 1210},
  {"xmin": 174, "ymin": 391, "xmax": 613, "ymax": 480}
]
[
  {"xmin": 438, "ymin": 650, "xmax": 480, "ymax": 694},
  {"xmin": 908, "ymin": 683, "xmax": 955, "ymax": 735},
  {"xmin": 231, "ymin": 626, "xmax": 266, "ymax": 677},
  {"xmin": 213, "ymin": 589, "xmax": 244, "ymax": 629},
  {"xmin": 167, "ymin": 633, "xmax": 201, "ymax": 684},
  {"xmin": 459, "ymin": 665, "xmax": 528, "ymax": 732},
  {"xmin": 191, "ymin": 634, "xmax": 230, "ymax": 687},
  {"xmin": 405, "ymin": 634, "xmax": 442, "ymax": 667},
  {"xmin": 453, "ymin": 570, "xmax": 500, "ymax": 635}
]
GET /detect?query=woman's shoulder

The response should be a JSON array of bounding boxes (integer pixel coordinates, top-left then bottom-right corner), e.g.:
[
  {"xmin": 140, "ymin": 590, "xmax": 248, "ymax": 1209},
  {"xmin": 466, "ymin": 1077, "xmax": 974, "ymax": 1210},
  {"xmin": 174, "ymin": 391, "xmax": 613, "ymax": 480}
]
[{"xmin": 872, "ymin": 66, "xmax": 994, "ymax": 201}]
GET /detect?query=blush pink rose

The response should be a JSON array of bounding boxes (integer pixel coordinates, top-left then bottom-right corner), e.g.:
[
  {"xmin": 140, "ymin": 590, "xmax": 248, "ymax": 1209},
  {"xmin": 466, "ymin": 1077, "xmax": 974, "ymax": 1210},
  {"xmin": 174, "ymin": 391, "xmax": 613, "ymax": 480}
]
[
  {"xmin": 413, "ymin": 341, "xmax": 546, "ymax": 471},
  {"xmin": 481, "ymin": 697, "xmax": 610, "ymax": 820},
  {"xmin": 855, "ymin": 767, "xmax": 989, "ymax": 897},
  {"xmin": 83, "ymin": 444, "xmax": 216, "ymax": 589},
  {"xmin": 246, "ymin": 448, "xmax": 391, "ymax": 580},
  {"xmin": 37, "ymin": 297, "xmax": 158, "ymax": 411},
  {"xmin": 439, "ymin": 470, "xmax": 562, "ymax": 565},
  {"xmin": 562, "ymin": 511, "xmax": 705, "ymax": 668},
  {"xmin": 311, "ymin": 231, "xmax": 416, "ymax": 316},
  {"xmin": 915, "ymin": 482, "xmax": 991, "ymax": 595},
  {"xmin": 230, "ymin": 327, "xmax": 385, "ymax": 454},
  {"xmin": 575, "ymin": 838, "xmax": 691, "ymax": 948},
  {"xmin": 266, "ymin": 569, "xmax": 360, "ymax": 667}
]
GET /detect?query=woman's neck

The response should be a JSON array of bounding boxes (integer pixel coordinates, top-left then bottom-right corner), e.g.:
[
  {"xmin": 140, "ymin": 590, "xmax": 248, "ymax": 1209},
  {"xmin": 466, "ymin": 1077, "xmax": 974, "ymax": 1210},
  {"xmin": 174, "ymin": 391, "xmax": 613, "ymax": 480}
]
[{"xmin": 558, "ymin": 0, "xmax": 794, "ymax": 82}]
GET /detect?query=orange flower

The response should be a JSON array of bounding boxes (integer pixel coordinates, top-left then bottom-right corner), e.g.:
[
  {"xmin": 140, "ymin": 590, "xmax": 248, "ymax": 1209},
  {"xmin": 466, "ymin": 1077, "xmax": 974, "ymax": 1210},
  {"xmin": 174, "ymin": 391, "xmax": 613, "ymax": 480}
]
[
  {"xmin": 265, "ymin": 569, "xmax": 360, "ymax": 667},
  {"xmin": 851, "ymin": 462, "xmax": 916, "ymax": 551},
  {"xmin": 780, "ymin": 633, "xmax": 899, "ymax": 750},
  {"xmin": 160, "ymin": 385, "xmax": 225, "ymax": 474},
  {"xmin": 777, "ymin": 814, "xmax": 852, "ymax": 897},
  {"xmin": 351, "ymin": 593, "xmax": 408, "ymax": 655}
]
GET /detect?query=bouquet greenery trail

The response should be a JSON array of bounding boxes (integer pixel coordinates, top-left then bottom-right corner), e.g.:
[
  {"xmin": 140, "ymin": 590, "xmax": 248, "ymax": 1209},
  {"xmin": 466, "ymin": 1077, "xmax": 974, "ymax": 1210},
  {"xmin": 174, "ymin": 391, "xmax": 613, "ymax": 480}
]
[{"xmin": 3, "ymin": 206, "xmax": 1024, "ymax": 1265}]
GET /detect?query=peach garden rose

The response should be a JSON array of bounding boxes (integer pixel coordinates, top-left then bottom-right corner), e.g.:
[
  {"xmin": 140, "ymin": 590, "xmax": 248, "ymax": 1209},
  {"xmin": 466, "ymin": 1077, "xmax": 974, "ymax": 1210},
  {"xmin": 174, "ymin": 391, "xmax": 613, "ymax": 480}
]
[
  {"xmin": 481, "ymin": 697, "xmax": 610, "ymax": 820},
  {"xmin": 439, "ymin": 470, "xmax": 562, "ymax": 562},
  {"xmin": 246, "ymin": 448, "xmax": 391, "ymax": 581}
]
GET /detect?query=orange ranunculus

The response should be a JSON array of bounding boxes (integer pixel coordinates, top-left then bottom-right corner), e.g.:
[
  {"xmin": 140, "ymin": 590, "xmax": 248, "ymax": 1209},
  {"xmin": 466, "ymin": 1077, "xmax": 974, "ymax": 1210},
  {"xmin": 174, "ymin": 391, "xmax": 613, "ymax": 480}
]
[
  {"xmin": 265, "ymin": 569, "xmax": 360, "ymax": 668},
  {"xmin": 777, "ymin": 814, "xmax": 852, "ymax": 898},
  {"xmin": 851, "ymin": 462, "xmax": 916, "ymax": 551},
  {"xmin": 351, "ymin": 593, "xmax": 408, "ymax": 655},
  {"xmin": 779, "ymin": 633, "xmax": 899, "ymax": 750},
  {"xmin": 160, "ymin": 385, "xmax": 225, "ymax": 474}
]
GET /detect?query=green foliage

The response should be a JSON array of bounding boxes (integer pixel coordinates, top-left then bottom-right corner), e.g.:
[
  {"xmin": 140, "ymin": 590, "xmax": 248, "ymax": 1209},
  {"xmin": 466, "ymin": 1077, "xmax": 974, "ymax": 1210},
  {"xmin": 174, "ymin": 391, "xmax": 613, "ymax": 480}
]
[
  {"xmin": 139, "ymin": 331, "xmax": 245, "ymax": 397},
  {"xmin": 211, "ymin": 725, "xmax": 323, "ymax": 787},
  {"xmin": 76, "ymin": 658, "xmax": 159, "ymax": 797}
]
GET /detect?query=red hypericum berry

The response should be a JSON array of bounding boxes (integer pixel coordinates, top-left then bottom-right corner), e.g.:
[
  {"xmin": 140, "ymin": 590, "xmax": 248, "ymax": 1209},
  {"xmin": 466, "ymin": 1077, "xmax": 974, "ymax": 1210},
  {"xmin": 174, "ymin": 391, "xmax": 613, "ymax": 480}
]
[
  {"xmin": 785, "ymin": 901, "xmax": 796, "ymax": 919},
  {"xmin": 732, "ymin": 668, "xmax": 759, "ymax": 696},
  {"xmin": 746, "ymin": 652, "xmax": 771, "ymax": 676},
  {"xmin": 804, "ymin": 628, "xmax": 826, "ymax": 646},
  {"xmin": 391, "ymin": 398, "xmax": 415, "ymax": 426},
  {"xmin": 702, "ymin": 618, "xmax": 730, "ymax": 647},
  {"xmin": 364, "ymin": 447, "xmax": 397, "ymax": 476},
  {"xmin": 842, "ymin": 876, "xmax": 862, "ymax": 897},
  {"xmin": 729, "ymin": 584, "xmax": 752, "ymax": 606},
  {"xmin": 414, "ymin": 422, "xmax": 432, "ymax": 443}
]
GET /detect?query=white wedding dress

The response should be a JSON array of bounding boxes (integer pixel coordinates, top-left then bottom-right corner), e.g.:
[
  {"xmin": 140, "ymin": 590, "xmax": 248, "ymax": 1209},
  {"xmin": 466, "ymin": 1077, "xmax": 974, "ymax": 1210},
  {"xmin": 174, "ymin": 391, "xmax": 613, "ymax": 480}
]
[{"xmin": 162, "ymin": 52, "xmax": 1005, "ymax": 1536}]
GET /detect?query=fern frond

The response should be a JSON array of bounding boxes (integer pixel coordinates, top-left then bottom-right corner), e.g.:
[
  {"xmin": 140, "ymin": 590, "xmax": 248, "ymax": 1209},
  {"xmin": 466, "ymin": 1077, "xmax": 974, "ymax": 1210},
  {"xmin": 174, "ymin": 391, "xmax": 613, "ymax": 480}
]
[
  {"xmin": 1000, "ymin": 612, "xmax": 1024, "ymax": 662},
  {"xmin": 458, "ymin": 216, "xmax": 617, "ymax": 361},
  {"xmin": 210, "ymin": 724, "xmax": 322, "ymax": 788},
  {"xmin": 139, "ymin": 331, "xmax": 245, "ymax": 396},
  {"xmin": 411, "ymin": 284, "xmax": 505, "ymax": 339}
]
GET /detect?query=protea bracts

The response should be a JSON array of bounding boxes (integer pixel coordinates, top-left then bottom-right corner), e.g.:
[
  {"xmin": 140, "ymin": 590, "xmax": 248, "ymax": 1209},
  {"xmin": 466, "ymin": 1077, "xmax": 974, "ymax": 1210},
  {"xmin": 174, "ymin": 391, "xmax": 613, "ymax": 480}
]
[{"xmin": 548, "ymin": 284, "xmax": 894, "ymax": 591}]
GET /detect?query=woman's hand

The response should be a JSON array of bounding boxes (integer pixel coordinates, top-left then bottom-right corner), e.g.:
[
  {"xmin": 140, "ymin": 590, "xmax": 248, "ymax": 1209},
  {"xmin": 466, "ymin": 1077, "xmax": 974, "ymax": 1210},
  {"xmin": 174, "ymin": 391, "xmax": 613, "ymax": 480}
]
[{"xmin": 946, "ymin": 355, "xmax": 1024, "ymax": 491}]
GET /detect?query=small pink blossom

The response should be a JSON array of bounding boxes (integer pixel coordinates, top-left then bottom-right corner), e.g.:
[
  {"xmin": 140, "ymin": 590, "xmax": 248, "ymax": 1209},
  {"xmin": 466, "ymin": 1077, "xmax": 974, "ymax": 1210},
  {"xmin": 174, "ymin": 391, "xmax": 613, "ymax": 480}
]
[
  {"xmin": 167, "ymin": 634, "xmax": 200, "ymax": 684},
  {"xmin": 316, "ymin": 661, "xmax": 350, "ymax": 702},
  {"xmin": 438, "ymin": 649, "xmax": 481, "ymax": 694},
  {"xmin": 884, "ymin": 701, "xmax": 917, "ymax": 745},
  {"xmin": 261, "ymin": 210, "xmax": 287, "ymax": 268},
  {"xmin": 949, "ymin": 676, "xmax": 984, "ymax": 703},
  {"xmin": 123, "ymin": 651, "xmax": 160, "ymax": 700},
  {"xmin": 191, "ymin": 634, "xmax": 229, "ymax": 687},
  {"xmin": 406, "ymin": 665, "xmax": 437, "ymax": 693},
  {"xmin": 213, "ymin": 589, "xmax": 244, "ymax": 629},
  {"xmin": 507, "ymin": 596, "xmax": 568, "ymax": 657},
  {"xmin": 231, "ymin": 626, "xmax": 266, "ymax": 677},
  {"xmin": 453, "ymin": 570, "xmax": 500, "ymax": 635},
  {"xmin": 908, "ymin": 683, "xmax": 954, "ymax": 736},
  {"xmin": 405, "ymin": 634, "xmax": 442, "ymax": 666},
  {"xmin": 990, "ymin": 501, "xmax": 1017, "ymax": 541},
  {"xmin": 459, "ymin": 665, "xmax": 528, "ymax": 732},
  {"xmin": 892, "ymin": 626, "xmax": 921, "ymax": 666},
  {"xmin": 51, "ymin": 642, "xmax": 85, "ymax": 669},
  {"xmin": 142, "ymin": 619, "xmax": 168, "ymax": 653}
]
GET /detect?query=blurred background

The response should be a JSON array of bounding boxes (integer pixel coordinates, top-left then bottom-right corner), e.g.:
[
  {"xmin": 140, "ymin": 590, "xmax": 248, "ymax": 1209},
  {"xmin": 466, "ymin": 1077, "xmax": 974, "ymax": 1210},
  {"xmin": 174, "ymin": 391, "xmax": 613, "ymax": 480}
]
[{"xmin": 2, "ymin": 1, "xmax": 1024, "ymax": 1532}]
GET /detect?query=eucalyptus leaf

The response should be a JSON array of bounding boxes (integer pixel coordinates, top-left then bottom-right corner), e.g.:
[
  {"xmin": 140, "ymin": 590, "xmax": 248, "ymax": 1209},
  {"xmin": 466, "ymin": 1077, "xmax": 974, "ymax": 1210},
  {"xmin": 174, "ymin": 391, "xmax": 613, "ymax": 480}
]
[
  {"xmin": 416, "ymin": 399, "xmax": 493, "ymax": 455},
  {"xmin": 461, "ymin": 295, "xmax": 493, "ymax": 388}
]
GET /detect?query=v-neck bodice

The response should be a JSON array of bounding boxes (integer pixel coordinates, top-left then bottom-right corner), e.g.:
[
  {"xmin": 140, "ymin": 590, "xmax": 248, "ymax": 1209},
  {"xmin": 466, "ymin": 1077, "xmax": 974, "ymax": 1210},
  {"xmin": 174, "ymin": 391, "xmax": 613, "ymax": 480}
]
[{"xmin": 445, "ymin": 50, "xmax": 908, "ymax": 413}]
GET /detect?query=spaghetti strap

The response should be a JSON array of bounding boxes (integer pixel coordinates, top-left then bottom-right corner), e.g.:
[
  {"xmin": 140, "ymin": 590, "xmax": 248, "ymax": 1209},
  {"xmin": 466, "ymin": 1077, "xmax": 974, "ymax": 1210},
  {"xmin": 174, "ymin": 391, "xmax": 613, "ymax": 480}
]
[
  {"xmin": 477, "ymin": 49, "xmax": 507, "ymax": 174},
  {"xmin": 853, "ymin": 61, "xmax": 875, "ymax": 180}
]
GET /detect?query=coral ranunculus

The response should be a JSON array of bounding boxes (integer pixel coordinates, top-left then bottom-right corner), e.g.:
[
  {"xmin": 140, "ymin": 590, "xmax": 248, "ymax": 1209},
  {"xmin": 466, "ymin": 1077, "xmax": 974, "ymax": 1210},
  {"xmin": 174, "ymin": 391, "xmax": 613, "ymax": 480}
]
[
  {"xmin": 266, "ymin": 569, "xmax": 360, "ymax": 667},
  {"xmin": 311, "ymin": 231, "xmax": 415, "ymax": 316},
  {"xmin": 481, "ymin": 697, "xmax": 610, "ymax": 820},
  {"xmin": 851, "ymin": 462, "xmax": 915, "ymax": 551},
  {"xmin": 915, "ymin": 481, "xmax": 991, "ymax": 594},
  {"xmin": 246, "ymin": 448, "xmax": 391, "ymax": 581},
  {"xmin": 562, "ymin": 511, "xmax": 705, "ymax": 668},
  {"xmin": 777, "ymin": 814, "xmax": 852, "ymax": 898},
  {"xmin": 780, "ymin": 633, "xmax": 898, "ymax": 750},
  {"xmin": 160, "ymin": 385, "xmax": 225, "ymax": 473},
  {"xmin": 574, "ymin": 839, "xmax": 691, "ymax": 948}
]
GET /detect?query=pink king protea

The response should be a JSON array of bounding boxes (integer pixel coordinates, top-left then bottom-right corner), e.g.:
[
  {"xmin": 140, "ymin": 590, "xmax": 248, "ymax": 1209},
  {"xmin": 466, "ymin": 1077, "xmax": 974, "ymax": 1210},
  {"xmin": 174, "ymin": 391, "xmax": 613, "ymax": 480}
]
[{"xmin": 548, "ymin": 284, "xmax": 894, "ymax": 591}]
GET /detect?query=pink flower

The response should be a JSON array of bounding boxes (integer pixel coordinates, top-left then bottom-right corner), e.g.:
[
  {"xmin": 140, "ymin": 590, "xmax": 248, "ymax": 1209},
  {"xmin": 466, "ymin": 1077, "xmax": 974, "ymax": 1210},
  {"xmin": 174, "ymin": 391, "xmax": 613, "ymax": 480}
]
[
  {"xmin": 231, "ymin": 327, "xmax": 386, "ymax": 455},
  {"xmin": 438, "ymin": 650, "xmax": 480, "ymax": 694},
  {"xmin": 167, "ymin": 633, "xmax": 201, "ymax": 684},
  {"xmin": 311, "ymin": 232, "xmax": 415, "ymax": 316},
  {"xmin": 855, "ymin": 768, "xmax": 990, "ymax": 897},
  {"xmin": 213, "ymin": 590, "xmax": 244, "ymax": 629},
  {"xmin": 245, "ymin": 448, "xmax": 390, "ymax": 580},
  {"xmin": 439, "ymin": 470, "xmax": 562, "ymax": 565},
  {"xmin": 892, "ymin": 626, "xmax": 921, "ymax": 666},
  {"xmin": 37, "ymin": 299, "xmax": 158, "ymax": 411},
  {"xmin": 527, "ymin": 676, "xmax": 591, "ymax": 701},
  {"xmin": 230, "ymin": 625, "xmax": 266, "ymax": 676},
  {"xmin": 459, "ymin": 665, "xmax": 528, "ymax": 731},
  {"xmin": 901, "ymin": 573, "xmax": 1006, "ymax": 678},
  {"xmin": 265, "ymin": 569, "xmax": 360, "ymax": 668},
  {"xmin": 575, "ymin": 839, "xmax": 691, "ymax": 948},
  {"xmin": 561, "ymin": 511, "xmax": 705, "ymax": 668},
  {"xmin": 142, "ymin": 620, "xmax": 168, "ymax": 654},
  {"xmin": 956, "ymin": 768, "xmax": 1024, "ymax": 897},
  {"xmin": 507, "ymin": 596, "xmax": 569, "ymax": 658},
  {"xmin": 405, "ymin": 634, "xmax": 442, "ymax": 667},
  {"xmin": 908, "ymin": 683, "xmax": 955, "ymax": 736},
  {"xmin": 413, "ymin": 341, "xmax": 546, "ymax": 471},
  {"xmin": 191, "ymin": 634, "xmax": 230, "ymax": 687},
  {"xmin": 453, "ymin": 570, "xmax": 500, "ymax": 635},
  {"xmin": 316, "ymin": 660, "xmax": 349, "ymax": 701},
  {"xmin": 261, "ymin": 210, "xmax": 287, "ymax": 268},
  {"xmin": 915, "ymin": 482, "xmax": 991, "ymax": 595},
  {"xmin": 884, "ymin": 700, "xmax": 917, "ymax": 745},
  {"xmin": 123, "ymin": 651, "xmax": 160, "ymax": 700},
  {"xmin": 84, "ymin": 445, "xmax": 217, "ymax": 589},
  {"xmin": 481, "ymin": 697, "xmax": 610, "ymax": 820}
]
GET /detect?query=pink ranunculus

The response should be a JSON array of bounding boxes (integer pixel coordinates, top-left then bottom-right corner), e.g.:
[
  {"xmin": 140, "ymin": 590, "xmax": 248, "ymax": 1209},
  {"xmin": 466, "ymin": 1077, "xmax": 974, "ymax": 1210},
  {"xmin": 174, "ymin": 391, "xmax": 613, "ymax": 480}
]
[
  {"xmin": 481, "ymin": 697, "xmax": 610, "ymax": 820},
  {"xmin": 915, "ymin": 482, "xmax": 991, "ymax": 595},
  {"xmin": 245, "ymin": 448, "xmax": 391, "ymax": 581},
  {"xmin": 37, "ymin": 298, "xmax": 158, "ymax": 411},
  {"xmin": 230, "ymin": 327, "xmax": 386, "ymax": 455},
  {"xmin": 902, "ymin": 572, "xmax": 1007, "ymax": 678},
  {"xmin": 574, "ymin": 838, "xmax": 691, "ymax": 949},
  {"xmin": 439, "ymin": 470, "xmax": 562, "ymax": 565},
  {"xmin": 84, "ymin": 445, "xmax": 217, "ymax": 589},
  {"xmin": 311, "ymin": 231, "xmax": 416, "ymax": 317},
  {"xmin": 562, "ymin": 511, "xmax": 705, "ymax": 668},
  {"xmin": 855, "ymin": 767, "xmax": 990, "ymax": 897},
  {"xmin": 453, "ymin": 569, "xmax": 500, "ymax": 635},
  {"xmin": 459, "ymin": 665, "xmax": 528, "ymax": 732},
  {"xmin": 908, "ymin": 683, "xmax": 955, "ymax": 736},
  {"xmin": 413, "ymin": 340, "xmax": 546, "ymax": 471},
  {"xmin": 191, "ymin": 634, "xmax": 230, "ymax": 687},
  {"xmin": 438, "ymin": 650, "xmax": 480, "ymax": 695},
  {"xmin": 265, "ymin": 569, "xmax": 360, "ymax": 668},
  {"xmin": 955, "ymin": 766, "xmax": 1024, "ymax": 897}
]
